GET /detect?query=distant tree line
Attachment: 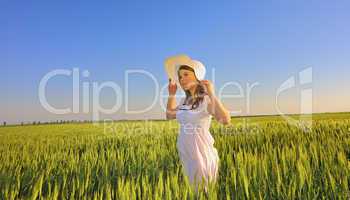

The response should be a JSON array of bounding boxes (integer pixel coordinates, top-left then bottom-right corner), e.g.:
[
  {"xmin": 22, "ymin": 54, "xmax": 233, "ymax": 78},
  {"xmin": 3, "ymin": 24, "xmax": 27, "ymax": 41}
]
[{"xmin": 2, "ymin": 120, "xmax": 95, "ymax": 127}]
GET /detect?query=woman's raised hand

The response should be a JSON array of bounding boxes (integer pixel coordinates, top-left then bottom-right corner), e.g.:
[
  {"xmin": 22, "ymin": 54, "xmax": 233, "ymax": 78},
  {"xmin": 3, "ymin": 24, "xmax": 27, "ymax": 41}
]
[
  {"xmin": 200, "ymin": 80, "xmax": 215, "ymax": 96},
  {"xmin": 168, "ymin": 78, "xmax": 177, "ymax": 96}
]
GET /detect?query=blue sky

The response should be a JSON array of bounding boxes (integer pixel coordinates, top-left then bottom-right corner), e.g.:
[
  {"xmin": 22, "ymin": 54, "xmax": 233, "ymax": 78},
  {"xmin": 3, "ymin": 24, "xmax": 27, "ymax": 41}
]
[{"xmin": 1, "ymin": 0, "xmax": 350, "ymax": 124}]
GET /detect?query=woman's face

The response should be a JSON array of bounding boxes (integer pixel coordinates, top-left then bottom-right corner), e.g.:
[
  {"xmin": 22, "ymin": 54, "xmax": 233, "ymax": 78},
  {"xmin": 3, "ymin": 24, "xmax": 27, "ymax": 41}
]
[{"xmin": 178, "ymin": 69, "xmax": 198, "ymax": 90}]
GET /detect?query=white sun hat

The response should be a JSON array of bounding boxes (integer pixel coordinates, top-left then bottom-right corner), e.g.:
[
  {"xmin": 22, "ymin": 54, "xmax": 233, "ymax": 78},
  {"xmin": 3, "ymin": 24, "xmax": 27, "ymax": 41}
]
[{"xmin": 164, "ymin": 54, "xmax": 206, "ymax": 86}]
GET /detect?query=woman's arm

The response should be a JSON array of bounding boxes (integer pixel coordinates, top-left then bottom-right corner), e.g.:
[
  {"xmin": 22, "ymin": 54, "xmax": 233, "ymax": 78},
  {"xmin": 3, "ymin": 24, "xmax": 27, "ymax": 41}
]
[
  {"xmin": 207, "ymin": 94, "xmax": 231, "ymax": 125},
  {"xmin": 166, "ymin": 95, "xmax": 177, "ymax": 119},
  {"xmin": 166, "ymin": 79, "xmax": 177, "ymax": 119},
  {"xmin": 201, "ymin": 80, "xmax": 231, "ymax": 125}
]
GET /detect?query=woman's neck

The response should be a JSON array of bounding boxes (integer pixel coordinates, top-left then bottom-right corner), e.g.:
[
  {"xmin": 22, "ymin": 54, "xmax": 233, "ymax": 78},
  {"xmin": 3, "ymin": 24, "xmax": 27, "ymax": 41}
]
[
  {"xmin": 189, "ymin": 86, "xmax": 196, "ymax": 97},
  {"xmin": 190, "ymin": 82, "xmax": 200, "ymax": 96},
  {"xmin": 185, "ymin": 86, "xmax": 197, "ymax": 104}
]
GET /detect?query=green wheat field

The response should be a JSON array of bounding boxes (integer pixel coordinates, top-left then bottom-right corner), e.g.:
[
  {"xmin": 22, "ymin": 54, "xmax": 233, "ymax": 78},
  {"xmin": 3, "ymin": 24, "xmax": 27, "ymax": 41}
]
[{"xmin": 0, "ymin": 113, "xmax": 349, "ymax": 199}]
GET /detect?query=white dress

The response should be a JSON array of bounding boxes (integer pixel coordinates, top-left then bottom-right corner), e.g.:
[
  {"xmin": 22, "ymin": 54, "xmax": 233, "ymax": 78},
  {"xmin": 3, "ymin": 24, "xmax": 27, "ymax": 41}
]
[{"xmin": 176, "ymin": 95, "xmax": 220, "ymax": 190}]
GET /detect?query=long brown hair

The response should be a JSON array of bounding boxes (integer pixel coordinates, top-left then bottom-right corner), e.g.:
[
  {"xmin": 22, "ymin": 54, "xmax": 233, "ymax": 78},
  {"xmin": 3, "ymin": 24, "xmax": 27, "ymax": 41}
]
[{"xmin": 177, "ymin": 65, "xmax": 207, "ymax": 110}]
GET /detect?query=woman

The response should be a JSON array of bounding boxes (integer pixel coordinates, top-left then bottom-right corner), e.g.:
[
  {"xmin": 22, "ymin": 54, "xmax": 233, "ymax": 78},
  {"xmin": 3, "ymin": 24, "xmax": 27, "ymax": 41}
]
[{"xmin": 165, "ymin": 55, "xmax": 231, "ymax": 193}]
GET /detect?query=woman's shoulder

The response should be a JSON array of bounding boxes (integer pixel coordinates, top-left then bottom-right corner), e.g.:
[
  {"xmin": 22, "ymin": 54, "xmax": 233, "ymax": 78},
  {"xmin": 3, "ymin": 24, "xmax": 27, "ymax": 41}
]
[
  {"xmin": 179, "ymin": 96, "xmax": 186, "ymax": 105},
  {"xmin": 176, "ymin": 97, "xmax": 187, "ymax": 110},
  {"xmin": 185, "ymin": 94, "xmax": 209, "ymax": 112}
]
